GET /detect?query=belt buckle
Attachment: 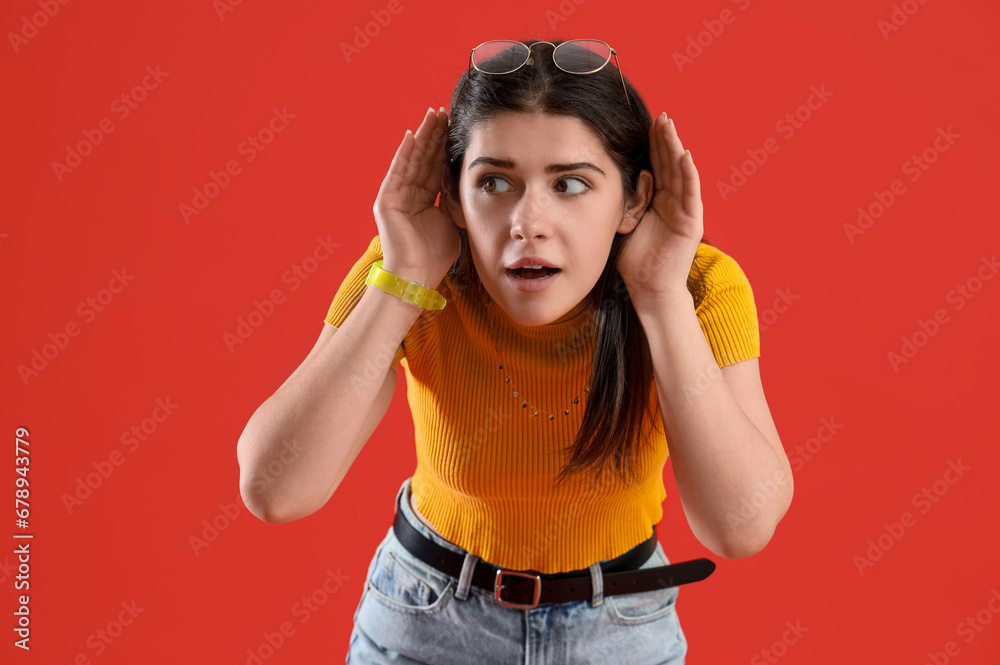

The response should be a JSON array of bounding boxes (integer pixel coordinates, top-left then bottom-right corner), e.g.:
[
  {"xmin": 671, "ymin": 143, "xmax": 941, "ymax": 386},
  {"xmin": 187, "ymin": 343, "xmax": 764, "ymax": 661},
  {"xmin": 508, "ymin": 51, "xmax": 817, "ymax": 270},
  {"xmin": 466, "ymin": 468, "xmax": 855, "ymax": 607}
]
[{"xmin": 494, "ymin": 569, "xmax": 542, "ymax": 609}]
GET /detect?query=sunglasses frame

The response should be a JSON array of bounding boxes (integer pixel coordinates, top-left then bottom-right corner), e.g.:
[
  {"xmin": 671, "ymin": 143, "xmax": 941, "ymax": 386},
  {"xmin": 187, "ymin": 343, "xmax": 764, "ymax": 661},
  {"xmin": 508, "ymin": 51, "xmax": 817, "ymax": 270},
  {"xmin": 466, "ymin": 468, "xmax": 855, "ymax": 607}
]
[{"xmin": 465, "ymin": 39, "xmax": 631, "ymax": 112}]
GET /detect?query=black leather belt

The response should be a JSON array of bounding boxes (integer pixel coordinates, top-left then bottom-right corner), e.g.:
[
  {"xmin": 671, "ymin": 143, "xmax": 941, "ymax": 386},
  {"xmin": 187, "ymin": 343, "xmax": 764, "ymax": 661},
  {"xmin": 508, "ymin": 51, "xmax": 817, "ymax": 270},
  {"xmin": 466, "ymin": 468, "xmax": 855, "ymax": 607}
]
[{"xmin": 392, "ymin": 502, "xmax": 716, "ymax": 609}]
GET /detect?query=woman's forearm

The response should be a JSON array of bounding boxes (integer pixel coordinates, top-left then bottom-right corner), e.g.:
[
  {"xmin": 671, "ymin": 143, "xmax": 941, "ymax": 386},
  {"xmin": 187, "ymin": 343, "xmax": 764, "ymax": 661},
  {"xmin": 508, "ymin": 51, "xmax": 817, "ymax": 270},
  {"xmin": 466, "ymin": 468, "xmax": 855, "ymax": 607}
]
[
  {"xmin": 236, "ymin": 272, "xmax": 426, "ymax": 523},
  {"xmin": 636, "ymin": 293, "xmax": 792, "ymax": 558}
]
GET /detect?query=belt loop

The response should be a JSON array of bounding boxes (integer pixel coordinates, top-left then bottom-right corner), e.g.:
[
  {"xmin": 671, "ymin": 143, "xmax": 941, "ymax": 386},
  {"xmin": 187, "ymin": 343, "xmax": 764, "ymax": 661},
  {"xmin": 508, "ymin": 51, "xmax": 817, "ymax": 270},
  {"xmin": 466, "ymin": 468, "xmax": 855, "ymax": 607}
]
[
  {"xmin": 455, "ymin": 552, "xmax": 480, "ymax": 601},
  {"xmin": 588, "ymin": 562, "xmax": 604, "ymax": 607}
]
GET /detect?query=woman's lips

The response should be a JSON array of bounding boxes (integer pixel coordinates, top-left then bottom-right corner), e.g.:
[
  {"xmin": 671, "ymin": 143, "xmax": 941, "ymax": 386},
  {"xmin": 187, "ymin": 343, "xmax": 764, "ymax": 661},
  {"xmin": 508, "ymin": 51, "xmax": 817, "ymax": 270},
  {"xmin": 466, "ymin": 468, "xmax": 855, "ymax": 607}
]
[{"xmin": 505, "ymin": 268, "xmax": 561, "ymax": 292}]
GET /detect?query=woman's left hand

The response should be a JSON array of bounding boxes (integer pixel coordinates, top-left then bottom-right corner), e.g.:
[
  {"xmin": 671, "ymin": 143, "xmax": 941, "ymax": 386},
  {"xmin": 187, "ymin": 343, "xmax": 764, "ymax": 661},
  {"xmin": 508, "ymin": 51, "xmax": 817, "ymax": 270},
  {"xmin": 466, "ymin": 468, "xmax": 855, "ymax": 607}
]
[{"xmin": 616, "ymin": 112, "xmax": 704, "ymax": 311}]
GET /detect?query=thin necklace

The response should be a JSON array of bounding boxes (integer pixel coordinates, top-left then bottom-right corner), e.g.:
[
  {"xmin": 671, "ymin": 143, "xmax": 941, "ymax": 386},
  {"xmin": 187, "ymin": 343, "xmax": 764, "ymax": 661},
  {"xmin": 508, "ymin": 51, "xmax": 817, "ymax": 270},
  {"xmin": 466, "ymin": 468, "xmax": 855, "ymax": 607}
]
[{"xmin": 484, "ymin": 294, "xmax": 590, "ymax": 421}]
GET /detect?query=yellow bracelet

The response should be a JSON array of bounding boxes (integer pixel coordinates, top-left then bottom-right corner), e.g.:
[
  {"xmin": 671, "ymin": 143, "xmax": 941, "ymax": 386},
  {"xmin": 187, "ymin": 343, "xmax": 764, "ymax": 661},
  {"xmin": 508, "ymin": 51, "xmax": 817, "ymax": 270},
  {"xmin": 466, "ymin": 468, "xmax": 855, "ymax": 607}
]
[{"xmin": 364, "ymin": 260, "xmax": 446, "ymax": 310}]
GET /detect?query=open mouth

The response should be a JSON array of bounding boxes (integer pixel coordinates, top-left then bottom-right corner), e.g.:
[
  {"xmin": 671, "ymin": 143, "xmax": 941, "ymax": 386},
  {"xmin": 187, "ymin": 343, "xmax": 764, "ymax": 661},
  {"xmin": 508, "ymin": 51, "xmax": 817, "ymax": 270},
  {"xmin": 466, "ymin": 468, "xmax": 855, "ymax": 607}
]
[{"xmin": 509, "ymin": 267, "xmax": 561, "ymax": 280}]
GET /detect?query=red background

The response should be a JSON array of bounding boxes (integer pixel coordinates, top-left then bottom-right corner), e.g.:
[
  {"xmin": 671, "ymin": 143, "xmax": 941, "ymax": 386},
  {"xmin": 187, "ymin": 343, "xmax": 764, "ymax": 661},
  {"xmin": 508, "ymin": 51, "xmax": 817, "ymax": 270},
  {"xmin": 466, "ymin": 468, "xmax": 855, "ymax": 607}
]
[{"xmin": 2, "ymin": 0, "xmax": 999, "ymax": 662}]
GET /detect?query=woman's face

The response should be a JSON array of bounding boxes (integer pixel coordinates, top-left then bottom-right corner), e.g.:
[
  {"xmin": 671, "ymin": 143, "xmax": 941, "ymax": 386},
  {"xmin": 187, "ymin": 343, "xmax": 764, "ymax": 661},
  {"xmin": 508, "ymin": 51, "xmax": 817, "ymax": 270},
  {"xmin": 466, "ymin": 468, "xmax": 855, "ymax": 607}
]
[{"xmin": 451, "ymin": 112, "xmax": 641, "ymax": 327}]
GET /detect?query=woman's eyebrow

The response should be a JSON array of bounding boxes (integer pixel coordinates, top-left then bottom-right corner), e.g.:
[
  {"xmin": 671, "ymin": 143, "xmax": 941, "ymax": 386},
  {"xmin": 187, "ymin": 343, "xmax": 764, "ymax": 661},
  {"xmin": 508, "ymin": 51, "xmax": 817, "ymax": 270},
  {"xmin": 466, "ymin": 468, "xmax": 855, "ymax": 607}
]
[{"xmin": 466, "ymin": 156, "xmax": 605, "ymax": 177}]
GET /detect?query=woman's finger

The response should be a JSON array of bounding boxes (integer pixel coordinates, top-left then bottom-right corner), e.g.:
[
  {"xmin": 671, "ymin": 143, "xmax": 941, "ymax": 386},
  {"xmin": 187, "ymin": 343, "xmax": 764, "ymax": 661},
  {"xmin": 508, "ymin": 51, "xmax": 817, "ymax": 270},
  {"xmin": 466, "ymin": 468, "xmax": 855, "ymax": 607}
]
[
  {"xmin": 682, "ymin": 151, "xmax": 703, "ymax": 220},
  {"xmin": 665, "ymin": 118, "xmax": 685, "ymax": 201},
  {"xmin": 415, "ymin": 109, "xmax": 448, "ymax": 198},
  {"xmin": 430, "ymin": 110, "xmax": 450, "ymax": 199},
  {"xmin": 376, "ymin": 125, "xmax": 417, "ymax": 204},
  {"xmin": 650, "ymin": 113, "xmax": 670, "ymax": 204},
  {"xmin": 407, "ymin": 107, "xmax": 440, "ymax": 189}
]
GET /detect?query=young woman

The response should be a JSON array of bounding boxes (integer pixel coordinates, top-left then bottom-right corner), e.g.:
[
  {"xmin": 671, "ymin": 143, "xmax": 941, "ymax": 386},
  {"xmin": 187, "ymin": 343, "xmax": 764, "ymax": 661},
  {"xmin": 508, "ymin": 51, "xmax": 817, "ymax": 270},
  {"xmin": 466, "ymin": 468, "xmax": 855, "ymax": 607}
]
[{"xmin": 238, "ymin": 38, "xmax": 792, "ymax": 665}]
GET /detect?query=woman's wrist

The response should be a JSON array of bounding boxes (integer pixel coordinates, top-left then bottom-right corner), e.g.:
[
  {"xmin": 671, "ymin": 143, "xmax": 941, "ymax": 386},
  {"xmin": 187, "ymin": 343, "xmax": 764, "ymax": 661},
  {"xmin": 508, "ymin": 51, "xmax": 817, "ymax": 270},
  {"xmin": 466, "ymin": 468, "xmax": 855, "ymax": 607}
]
[{"xmin": 378, "ymin": 262, "xmax": 433, "ymax": 286}]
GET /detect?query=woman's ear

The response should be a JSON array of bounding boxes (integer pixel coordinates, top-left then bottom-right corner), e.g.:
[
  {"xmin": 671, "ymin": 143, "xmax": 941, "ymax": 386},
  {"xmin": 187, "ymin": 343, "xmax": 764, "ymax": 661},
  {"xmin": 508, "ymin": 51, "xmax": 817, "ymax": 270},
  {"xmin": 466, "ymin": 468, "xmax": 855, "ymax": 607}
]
[
  {"xmin": 442, "ymin": 171, "xmax": 467, "ymax": 229},
  {"xmin": 617, "ymin": 169, "xmax": 653, "ymax": 234},
  {"xmin": 443, "ymin": 190, "xmax": 467, "ymax": 229}
]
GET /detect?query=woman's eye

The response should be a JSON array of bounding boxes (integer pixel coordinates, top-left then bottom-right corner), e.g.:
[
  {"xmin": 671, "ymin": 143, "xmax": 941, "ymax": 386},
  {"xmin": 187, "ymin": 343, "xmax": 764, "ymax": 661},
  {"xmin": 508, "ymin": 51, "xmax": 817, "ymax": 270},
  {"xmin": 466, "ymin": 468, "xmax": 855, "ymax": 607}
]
[
  {"xmin": 477, "ymin": 175, "xmax": 589, "ymax": 195},
  {"xmin": 478, "ymin": 175, "xmax": 512, "ymax": 194},
  {"xmin": 555, "ymin": 177, "xmax": 589, "ymax": 195}
]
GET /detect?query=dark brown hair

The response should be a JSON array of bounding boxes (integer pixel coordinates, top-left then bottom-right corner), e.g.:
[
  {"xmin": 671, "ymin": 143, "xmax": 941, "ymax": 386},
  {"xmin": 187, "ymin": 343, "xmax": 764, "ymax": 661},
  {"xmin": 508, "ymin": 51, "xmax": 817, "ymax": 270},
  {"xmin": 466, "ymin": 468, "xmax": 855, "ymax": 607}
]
[{"xmin": 441, "ymin": 39, "xmax": 714, "ymax": 491}]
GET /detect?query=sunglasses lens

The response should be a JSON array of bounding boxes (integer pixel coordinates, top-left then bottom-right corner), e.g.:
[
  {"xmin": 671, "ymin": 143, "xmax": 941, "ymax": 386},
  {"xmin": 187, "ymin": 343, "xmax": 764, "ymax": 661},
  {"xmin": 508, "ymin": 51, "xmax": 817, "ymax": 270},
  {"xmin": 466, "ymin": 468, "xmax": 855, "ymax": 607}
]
[
  {"xmin": 554, "ymin": 40, "xmax": 612, "ymax": 74},
  {"xmin": 473, "ymin": 41, "xmax": 530, "ymax": 74}
]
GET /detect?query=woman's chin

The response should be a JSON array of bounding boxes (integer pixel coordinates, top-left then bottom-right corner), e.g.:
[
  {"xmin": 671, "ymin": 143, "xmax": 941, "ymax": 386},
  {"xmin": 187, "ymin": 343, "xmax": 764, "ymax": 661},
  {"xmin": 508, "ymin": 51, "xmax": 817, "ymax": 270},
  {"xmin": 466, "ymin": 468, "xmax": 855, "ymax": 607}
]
[{"xmin": 501, "ymin": 299, "xmax": 591, "ymax": 327}]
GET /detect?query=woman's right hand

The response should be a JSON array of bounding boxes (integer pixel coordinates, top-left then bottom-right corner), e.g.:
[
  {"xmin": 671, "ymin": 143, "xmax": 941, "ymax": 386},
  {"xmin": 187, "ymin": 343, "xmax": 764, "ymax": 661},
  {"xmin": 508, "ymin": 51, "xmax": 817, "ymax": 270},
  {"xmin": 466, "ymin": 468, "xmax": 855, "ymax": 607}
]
[{"xmin": 373, "ymin": 107, "xmax": 460, "ymax": 287}]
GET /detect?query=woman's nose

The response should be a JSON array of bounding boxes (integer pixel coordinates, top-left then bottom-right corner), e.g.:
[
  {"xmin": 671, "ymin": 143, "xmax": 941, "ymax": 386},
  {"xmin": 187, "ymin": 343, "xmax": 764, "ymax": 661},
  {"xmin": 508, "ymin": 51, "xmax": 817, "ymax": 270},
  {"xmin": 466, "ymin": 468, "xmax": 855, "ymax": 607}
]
[{"xmin": 509, "ymin": 187, "xmax": 554, "ymax": 240}]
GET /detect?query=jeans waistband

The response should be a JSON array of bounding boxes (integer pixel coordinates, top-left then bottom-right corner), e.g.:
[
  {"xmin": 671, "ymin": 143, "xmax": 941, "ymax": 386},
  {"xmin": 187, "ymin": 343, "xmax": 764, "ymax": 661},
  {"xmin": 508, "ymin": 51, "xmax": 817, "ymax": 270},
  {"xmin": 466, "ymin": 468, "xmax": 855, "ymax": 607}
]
[{"xmin": 394, "ymin": 476, "xmax": 657, "ymax": 577}]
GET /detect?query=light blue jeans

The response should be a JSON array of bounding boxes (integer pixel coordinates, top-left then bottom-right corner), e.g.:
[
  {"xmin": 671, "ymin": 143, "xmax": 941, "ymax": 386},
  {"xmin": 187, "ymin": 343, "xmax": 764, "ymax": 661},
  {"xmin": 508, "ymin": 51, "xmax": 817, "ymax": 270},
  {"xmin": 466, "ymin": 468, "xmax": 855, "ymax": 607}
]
[{"xmin": 346, "ymin": 476, "xmax": 688, "ymax": 664}]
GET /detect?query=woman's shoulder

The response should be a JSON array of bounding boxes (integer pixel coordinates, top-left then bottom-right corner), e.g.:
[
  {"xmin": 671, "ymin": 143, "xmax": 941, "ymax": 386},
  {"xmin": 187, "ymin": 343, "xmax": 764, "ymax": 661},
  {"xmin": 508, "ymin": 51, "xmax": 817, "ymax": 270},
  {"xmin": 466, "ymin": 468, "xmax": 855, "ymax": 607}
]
[
  {"xmin": 693, "ymin": 241, "xmax": 752, "ymax": 289},
  {"xmin": 694, "ymin": 240, "xmax": 735, "ymax": 266},
  {"xmin": 691, "ymin": 241, "xmax": 761, "ymax": 364}
]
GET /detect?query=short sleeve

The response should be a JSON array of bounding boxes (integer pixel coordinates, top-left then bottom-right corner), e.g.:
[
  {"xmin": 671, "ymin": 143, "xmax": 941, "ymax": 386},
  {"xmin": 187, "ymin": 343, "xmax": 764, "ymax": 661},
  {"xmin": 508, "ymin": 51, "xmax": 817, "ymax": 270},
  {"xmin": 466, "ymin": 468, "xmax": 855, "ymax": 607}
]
[
  {"xmin": 692, "ymin": 244, "xmax": 760, "ymax": 367},
  {"xmin": 323, "ymin": 235, "xmax": 406, "ymax": 371}
]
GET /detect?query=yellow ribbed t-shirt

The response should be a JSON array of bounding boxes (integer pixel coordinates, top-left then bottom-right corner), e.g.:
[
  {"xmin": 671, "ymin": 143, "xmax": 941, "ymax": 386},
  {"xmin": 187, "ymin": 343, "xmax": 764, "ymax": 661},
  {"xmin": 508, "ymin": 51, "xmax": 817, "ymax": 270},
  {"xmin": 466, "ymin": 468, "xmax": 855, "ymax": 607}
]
[{"xmin": 325, "ymin": 235, "xmax": 760, "ymax": 573}]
